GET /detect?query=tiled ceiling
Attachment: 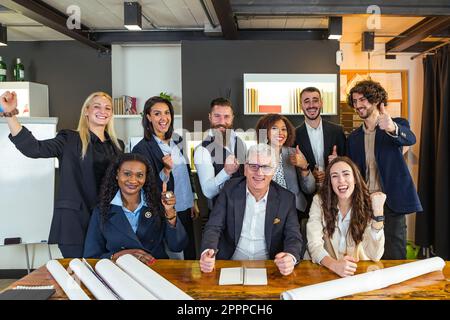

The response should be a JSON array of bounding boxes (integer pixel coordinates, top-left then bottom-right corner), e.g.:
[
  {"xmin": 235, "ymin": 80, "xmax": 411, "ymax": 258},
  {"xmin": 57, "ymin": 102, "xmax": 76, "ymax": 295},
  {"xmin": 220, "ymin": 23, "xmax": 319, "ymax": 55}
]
[{"xmin": 0, "ymin": 1, "xmax": 430, "ymax": 45}]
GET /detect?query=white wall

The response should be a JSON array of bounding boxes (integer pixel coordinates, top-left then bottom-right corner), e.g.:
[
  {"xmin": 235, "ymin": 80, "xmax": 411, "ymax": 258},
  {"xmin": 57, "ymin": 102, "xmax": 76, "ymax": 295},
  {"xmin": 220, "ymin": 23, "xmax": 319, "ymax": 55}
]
[
  {"xmin": 112, "ymin": 44, "xmax": 182, "ymax": 114},
  {"xmin": 340, "ymin": 42, "xmax": 424, "ymax": 241},
  {"xmin": 111, "ymin": 44, "xmax": 183, "ymax": 147}
]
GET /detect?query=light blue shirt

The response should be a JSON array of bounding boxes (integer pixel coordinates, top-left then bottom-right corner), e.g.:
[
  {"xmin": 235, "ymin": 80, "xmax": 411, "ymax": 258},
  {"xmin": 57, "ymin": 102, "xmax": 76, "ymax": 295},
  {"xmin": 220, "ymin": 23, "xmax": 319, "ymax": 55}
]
[
  {"xmin": 111, "ymin": 190, "xmax": 146, "ymax": 233},
  {"xmin": 154, "ymin": 135, "xmax": 194, "ymax": 212}
]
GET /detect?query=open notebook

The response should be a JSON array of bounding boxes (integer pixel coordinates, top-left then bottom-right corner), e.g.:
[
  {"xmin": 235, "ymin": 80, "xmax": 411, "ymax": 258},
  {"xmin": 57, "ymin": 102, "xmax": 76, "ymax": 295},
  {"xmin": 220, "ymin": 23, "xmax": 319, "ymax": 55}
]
[{"xmin": 219, "ymin": 267, "xmax": 267, "ymax": 285}]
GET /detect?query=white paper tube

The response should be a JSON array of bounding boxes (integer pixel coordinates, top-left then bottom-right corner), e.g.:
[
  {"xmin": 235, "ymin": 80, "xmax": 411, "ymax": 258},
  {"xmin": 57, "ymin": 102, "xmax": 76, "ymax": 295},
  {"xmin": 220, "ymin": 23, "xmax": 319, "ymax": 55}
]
[
  {"xmin": 94, "ymin": 259, "xmax": 157, "ymax": 300},
  {"xmin": 69, "ymin": 259, "xmax": 118, "ymax": 300},
  {"xmin": 46, "ymin": 260, "xmax": 90, "ymax": 300},
  {"xmin": 281, "ymin": 257, "xmax": 445, "ymax": 300},
  {"xmin": 116, "ymin": 254, "xmax": 193, "ymax": 300}
]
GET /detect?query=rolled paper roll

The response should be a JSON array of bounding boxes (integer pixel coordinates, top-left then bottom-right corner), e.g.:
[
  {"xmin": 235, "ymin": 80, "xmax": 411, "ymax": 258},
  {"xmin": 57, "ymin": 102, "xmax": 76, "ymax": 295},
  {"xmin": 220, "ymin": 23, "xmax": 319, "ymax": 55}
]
[
  {"xmin": 116, "ymin": 254, "xmax": 193, "ymax": 300},
  {"xmin": 281, "ymin": 257, "xmax": 445, "ymax": 300},
  {"xmin": 46, "ymin": 260, "xmax": 90, "ymax": 300},
  {"xmin": 69, "ymin": 259, "xmax": 118, "ymax": 300},
  {"xmin": 94, "ymin": 259, "xmax": 157, "ymax": 300}
]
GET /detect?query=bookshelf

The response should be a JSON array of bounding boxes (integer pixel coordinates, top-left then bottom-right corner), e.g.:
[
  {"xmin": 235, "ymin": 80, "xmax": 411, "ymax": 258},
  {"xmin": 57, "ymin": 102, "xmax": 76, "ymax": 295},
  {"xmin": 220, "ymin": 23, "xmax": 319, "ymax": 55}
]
[{"xmin": 243, "ymin": 73, "xmax": 338, "ymax": 116}]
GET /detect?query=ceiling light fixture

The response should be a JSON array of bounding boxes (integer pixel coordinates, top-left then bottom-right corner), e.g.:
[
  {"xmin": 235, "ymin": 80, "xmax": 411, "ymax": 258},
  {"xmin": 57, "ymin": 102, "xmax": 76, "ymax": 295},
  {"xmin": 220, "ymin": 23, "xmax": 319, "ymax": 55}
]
[
  {"xmin": 124, "ymin": 2, "xmax": 142, "ymax": 31},
  {"xmin": 328, "ymin": 17, "xmax": 342, "ymax": 40}
]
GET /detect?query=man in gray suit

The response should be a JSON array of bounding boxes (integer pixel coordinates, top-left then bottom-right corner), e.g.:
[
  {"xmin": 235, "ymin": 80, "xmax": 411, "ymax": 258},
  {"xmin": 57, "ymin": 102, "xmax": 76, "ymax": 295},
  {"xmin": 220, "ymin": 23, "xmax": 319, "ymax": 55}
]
[{"xmin": 199, "ymin": 144, "xmax": 303, "ymax": 276}]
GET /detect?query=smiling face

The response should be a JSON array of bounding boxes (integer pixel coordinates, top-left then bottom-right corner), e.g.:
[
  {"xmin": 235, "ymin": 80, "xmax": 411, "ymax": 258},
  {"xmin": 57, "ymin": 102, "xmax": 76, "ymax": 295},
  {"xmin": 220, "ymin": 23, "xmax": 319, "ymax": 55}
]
[
  {"xmin": 330, "ymin": 161, "xmax": 355, "ymax": 202},
  {"xmin": 301, "ymin": 91, "xmax": 322, "ymax": 121},
  {"xmin": 146, "ymin": 102, "xmax": 172, "ymax": 138},
  {"xmin": 245, "ymin": 152, "xmax": 275, "ymax": 194},
  {"xmin": 268, "ymin": 119, "xmax": 288, "ymax": 148},
  {"xmin": 352, "ymin": 92, "xmax": 378, "ymax": 120},
  {"xmin": 116, "ymin": 160, "xmax": 147, "ymax": 198},
  {"xmin": 209, "ymin": 105, "xmax": 234, "ymax": 134},
  {"xmin": 85, "ymin": 95, "xmax": 112, "ymax": 128}
]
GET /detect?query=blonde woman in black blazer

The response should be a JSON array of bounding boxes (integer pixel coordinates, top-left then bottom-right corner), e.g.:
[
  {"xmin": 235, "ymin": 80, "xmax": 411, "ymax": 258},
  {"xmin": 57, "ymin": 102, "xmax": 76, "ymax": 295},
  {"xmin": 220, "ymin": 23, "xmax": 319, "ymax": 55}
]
[{"xmin": 1, "ymin": 91, "xmax": 123, "ymax": 258}]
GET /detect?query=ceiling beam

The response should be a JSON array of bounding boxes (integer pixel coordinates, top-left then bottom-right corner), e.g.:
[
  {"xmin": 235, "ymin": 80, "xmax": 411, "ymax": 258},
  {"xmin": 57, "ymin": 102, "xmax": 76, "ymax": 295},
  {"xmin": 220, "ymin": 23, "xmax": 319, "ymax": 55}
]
[
  {"xmin": 92, "ymin": 29, "xmax": 327, "ymax": 44},
  {"xmin": 385, "ymin": 16, "xmax": 450, "ymax": 52},
  {"xmin": 211, "ymin": 0, "xmax": 238, "ymax": 40},
  {"xmin": 0, "ymin": 0, "xmax": 109, "ymax": 52},
  {"xmin": 231, "ymin": 0, "xmax": 450, "ymax": 16}
]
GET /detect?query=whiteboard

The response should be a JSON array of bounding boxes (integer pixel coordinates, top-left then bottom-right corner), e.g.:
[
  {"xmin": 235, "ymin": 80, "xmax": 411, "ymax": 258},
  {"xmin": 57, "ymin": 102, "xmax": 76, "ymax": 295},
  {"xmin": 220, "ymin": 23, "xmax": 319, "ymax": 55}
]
[{"xmin": 0, "ymin": 117, "xmax": 57, "ymax": 245}]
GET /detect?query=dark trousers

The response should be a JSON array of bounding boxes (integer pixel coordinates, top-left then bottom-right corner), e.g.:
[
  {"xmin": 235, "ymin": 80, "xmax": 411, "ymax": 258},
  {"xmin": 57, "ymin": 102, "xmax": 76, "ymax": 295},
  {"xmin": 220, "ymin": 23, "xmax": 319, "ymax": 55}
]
[
  {"xmin": 59, "ymin": 244, "xmax": 84, "ymax": 258},
  {"xmin": 382, "ymin": 205, "xmax": 407, "ymax": 260},
  {"xmin": 178, "ymin": 208, "xmax": 197, "ymax": 260}
]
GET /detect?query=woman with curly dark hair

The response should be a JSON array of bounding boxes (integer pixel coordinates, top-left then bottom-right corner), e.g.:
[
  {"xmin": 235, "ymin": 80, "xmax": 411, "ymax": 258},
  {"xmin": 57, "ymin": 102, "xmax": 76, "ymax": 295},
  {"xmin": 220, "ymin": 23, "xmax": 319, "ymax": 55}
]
[
  {"xmin": 83, "ymin": 153, "xmax": 187, "ymax": 263},
  {"xmin": 306, "ymin": 156, "xmax": 386, "ymax": 277}
]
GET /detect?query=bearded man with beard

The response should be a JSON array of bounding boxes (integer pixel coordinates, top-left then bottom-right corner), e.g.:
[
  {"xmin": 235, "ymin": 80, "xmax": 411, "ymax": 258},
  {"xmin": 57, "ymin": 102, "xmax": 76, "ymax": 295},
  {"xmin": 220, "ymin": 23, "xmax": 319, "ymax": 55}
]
[
  {"xmin": 194, "ymin": 98, "xmax": 247, "ymax": 213},
  {"xmin": 346, "ymin": 80, "xmax": 422, "ymax": 260},
  {"xmin": 295, "ymin": 87, "xmax": 347, "ymax": 186}
]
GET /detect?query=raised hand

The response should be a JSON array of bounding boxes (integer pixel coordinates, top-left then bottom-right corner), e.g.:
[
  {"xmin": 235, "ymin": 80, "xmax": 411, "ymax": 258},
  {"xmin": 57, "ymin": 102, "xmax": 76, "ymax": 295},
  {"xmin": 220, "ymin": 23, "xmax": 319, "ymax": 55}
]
[
  {"xmin": 289, "ymin": 146, "xmax": 308, "ymax": 170},
  {"xmin": 0, "ymin": 91, "xmax": 18, "ymax": 112},
  {"xmin": 162, "ymin": 154, "xmax": 173, "ymax": 177},
  {"xmin": 161, "ymin": 181, "xmax": 176, "ymax": 210},
  {"xmin": 370, "ymin": 191, "xmax": 386, "ymax": 216},
  {"xmin": 199, "ymin": 249, "xmax": 216, "ymax": 273},
  {"xmin": 224, "ymin": 154, "xmax": 239, "ymax": 175},
  {"xmin": 328, "ymin": 145, "xmax": 338, "ymax": 164},
  {"xmin": 377, "ymin": 103, "xmax": 396, "ymax": 133}
]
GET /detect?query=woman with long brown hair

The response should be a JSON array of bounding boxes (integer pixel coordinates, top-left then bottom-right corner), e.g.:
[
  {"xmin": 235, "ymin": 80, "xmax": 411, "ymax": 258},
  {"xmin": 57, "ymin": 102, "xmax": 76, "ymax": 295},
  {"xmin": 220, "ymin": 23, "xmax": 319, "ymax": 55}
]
[{"xmin": 306, "ymin": 156, "xmax": 386, "ymax": 277}]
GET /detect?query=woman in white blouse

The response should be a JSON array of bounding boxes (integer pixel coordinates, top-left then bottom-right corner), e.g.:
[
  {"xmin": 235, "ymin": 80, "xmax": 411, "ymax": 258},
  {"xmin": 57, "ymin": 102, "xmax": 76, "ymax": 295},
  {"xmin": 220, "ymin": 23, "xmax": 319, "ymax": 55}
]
[{"xmin": 306, "ymin": 156, "xmax": 386, "ymax": 277}]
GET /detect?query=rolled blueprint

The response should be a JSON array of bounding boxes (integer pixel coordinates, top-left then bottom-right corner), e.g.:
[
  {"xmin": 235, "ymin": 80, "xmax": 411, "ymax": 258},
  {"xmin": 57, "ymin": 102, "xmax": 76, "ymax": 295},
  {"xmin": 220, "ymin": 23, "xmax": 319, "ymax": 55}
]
[
  {"xmin": 116, "ymin": 254, "xmax": 193, "ymax": 300},
  {"xmin": 281, "ymin": 257, "xmax": 445, "ymax": 300},
  {"xmin": 95, "ymin": 258, "xmax": 157, "ymax": 300},
  {"xmin": 46, "ymin": 260, "xmax": 90, "ymax": 300},
  {"xmin": 69, "ymin": 259, "xmax": 118, "ymax": 300}
]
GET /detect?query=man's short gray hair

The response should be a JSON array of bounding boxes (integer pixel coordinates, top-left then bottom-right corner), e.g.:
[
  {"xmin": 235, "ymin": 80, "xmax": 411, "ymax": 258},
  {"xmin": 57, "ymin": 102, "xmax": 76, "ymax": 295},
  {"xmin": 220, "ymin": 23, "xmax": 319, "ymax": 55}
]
[{"xmin": 246, "ymin": 143, "xmax": 278, "ymax": 167}]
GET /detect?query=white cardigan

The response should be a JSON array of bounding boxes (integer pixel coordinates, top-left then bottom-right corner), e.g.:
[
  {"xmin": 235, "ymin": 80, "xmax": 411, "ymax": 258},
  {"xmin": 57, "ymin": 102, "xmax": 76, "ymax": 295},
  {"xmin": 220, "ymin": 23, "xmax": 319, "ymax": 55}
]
[{"xmin": 305, "ymin": 194, "xmax": 385, "ymax": 264}]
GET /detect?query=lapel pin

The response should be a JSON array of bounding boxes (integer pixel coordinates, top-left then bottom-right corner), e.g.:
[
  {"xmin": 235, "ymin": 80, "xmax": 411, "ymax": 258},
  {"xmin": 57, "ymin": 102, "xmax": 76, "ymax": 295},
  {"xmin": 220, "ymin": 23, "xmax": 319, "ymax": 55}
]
[
  {"xmin": 144, "ymin": 211, "xmax": 153, "ymax": 219},
  {"xmin": 273, "ymin": 218, "xmax": 281, "ymax": 225}
]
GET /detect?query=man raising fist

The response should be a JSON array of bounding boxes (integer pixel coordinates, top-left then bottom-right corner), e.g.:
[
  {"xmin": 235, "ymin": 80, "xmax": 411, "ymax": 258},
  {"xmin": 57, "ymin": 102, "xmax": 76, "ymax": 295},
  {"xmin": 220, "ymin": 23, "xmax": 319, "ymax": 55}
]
[{"xmin": 346, "ymin": 80, "xmax": 422, "ymax": 260}]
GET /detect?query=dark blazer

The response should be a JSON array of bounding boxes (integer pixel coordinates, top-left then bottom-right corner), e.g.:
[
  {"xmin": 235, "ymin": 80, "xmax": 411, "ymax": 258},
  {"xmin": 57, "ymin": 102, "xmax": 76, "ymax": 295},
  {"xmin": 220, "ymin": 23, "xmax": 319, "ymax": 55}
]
[
  {"xmin": 347, "ymin": 118, "xmax": 423, "ymax": 214},
  {"xmin": 295, "ymin": 119, "xmax": 346, "ymax": 170},
  {"xmin": 83, "ymin": 205, "xmax": 187, "ymax": 259},
  {"xmin": 201, "ymin": 177, "xmax": 304, "ymax": 262},
  {"xmin": 8, "ymin": 127, "xmax": 123, "ymax": 252},
  {"xmin": 132, "ymin": 133, "xmax": 195, "ymax": 198}
]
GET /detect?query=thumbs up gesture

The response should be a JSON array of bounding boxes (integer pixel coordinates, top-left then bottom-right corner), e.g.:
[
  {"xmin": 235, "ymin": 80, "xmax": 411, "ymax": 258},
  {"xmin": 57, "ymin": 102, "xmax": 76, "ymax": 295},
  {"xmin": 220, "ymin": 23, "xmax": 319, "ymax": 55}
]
[
  {"xmin": 289, "ymin": 146, "xmax": 308, "ymax": 170},
  {"xmin": 377, "ymin": 103, "xmax": 396, "ymax": 133},
  {"xmin": 328, "ymin": 145, "xmax": 338, "ymax": 164}
]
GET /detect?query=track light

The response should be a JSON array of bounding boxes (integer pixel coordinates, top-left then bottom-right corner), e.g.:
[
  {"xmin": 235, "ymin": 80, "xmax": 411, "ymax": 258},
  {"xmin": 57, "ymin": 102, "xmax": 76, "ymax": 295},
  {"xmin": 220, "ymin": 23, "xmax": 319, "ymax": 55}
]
[
  {"xmin": 328, "ymin": 17, "xmax": 342, "ymax": 40},
  {"xmin": 124, "ymin": 2, "xmax": 142, "ymax": 31}
]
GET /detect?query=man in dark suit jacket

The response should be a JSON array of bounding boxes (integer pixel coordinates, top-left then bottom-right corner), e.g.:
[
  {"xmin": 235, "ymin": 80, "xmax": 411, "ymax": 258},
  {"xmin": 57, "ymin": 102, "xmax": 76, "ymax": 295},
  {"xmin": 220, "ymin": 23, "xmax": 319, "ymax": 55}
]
[
  {"xmin": 199, "ymin": 144, "xmax": 303, "ymax": 276},
  {"xmin": 346, "ymin": 80, "xmax": 423, "ymax": 260},
  {"xmin": 294, "ymin": 87, "xmax": 346, "ymax": 186}
]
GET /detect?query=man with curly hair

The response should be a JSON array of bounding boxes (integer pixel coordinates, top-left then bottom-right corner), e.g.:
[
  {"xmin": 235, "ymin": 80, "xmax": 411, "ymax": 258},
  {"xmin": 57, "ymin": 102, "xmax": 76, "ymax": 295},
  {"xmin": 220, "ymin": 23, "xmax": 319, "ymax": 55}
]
[{"xmin": 346, "ymin": 80, "xmax": 422, "ymax": 260}]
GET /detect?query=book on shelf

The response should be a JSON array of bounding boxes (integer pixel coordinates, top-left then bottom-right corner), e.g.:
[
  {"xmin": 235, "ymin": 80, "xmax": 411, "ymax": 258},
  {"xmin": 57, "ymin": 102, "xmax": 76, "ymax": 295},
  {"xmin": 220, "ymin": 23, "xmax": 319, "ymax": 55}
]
[{"xmin": 113, "ymin": 95, "xmax": 137, "ymax": 115}]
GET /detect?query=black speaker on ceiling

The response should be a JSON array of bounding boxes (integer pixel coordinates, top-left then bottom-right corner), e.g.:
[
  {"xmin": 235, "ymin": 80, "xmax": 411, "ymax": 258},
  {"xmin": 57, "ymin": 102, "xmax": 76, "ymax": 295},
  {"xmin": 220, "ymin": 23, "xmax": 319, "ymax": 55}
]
[{"xmin": 362, "ymin": 31, "xmax": 375, "ymax": 52}]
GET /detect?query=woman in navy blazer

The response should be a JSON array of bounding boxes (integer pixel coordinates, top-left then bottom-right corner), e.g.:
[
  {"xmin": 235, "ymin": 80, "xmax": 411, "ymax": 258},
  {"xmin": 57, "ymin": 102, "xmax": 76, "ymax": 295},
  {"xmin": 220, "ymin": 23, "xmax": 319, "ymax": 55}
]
[
  {"xmin": 132, "ymin": 96, "xmax": 198, "ymax": 259},
  {"xmin": 1, "ymin": 91, "xmax": 123, "ymax": 258},
  {"xmin": 84, "ymin": 153, "xmax": 187, "ymax": 261}
]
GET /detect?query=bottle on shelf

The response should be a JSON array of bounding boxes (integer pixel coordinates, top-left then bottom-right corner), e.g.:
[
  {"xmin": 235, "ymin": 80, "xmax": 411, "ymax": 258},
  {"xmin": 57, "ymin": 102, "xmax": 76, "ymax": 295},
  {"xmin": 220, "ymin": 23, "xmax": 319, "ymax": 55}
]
[
  {"xmin": 13, "ymin": 58, "xmax": 25, "ymax": 81},
  {"xmin": 0, "ymin": 56, "xmax": 6, "ymax": 82}
]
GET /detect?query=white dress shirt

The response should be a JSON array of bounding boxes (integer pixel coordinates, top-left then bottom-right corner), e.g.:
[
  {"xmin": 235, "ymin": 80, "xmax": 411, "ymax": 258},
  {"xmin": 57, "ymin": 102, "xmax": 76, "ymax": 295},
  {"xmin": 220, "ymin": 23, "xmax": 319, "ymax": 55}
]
[
  {"xmin": 305, "ymin": 119, "xmax": 325, "ymax": 169},
  {"xmin": 231, "ymin": 188, "xmax": 269, "ymax": 260},
  {"xmin": 194, "ymin": 129, "xmax": 238, "ymax": 199}
]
